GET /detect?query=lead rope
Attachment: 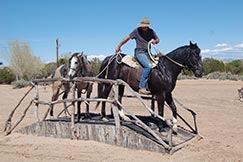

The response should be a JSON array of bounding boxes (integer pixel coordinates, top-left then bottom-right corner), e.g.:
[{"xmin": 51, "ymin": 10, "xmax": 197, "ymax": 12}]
[
  {"xmin": 95, "ymin": 51, "xmax": 123, "ymax": 78},
  {"xmin": 148, "ymin": 42, "xmax": 185, "ymax": 68}
]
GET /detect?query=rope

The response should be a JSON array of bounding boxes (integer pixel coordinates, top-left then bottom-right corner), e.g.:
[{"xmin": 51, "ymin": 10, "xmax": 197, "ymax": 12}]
[
  {"xmin": 95, "ymin": 52, "xmax": 123, "ymax": 78},
  {"xmin": 148, "ymin": 42, "xmax": 185, "ymax": 68}
]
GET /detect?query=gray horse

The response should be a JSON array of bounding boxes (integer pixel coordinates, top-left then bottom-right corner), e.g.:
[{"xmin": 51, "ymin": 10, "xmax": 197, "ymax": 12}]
[{"xmin": 50, "ymin": 52, "xmax": 94, "ymax": 121}]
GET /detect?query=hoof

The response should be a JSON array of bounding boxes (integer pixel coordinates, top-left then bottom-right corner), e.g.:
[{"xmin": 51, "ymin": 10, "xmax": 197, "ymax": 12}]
[
  {"xmin": 148, "ymin": 122, "xmax": 158, "ymax": 130},
  {"xmin": 101, "ymin": 117, "xmax": 109, "ymax": 122},
  {"xmin": 159, "ymin": 127, "xmax": 170, "ymax": 137}
]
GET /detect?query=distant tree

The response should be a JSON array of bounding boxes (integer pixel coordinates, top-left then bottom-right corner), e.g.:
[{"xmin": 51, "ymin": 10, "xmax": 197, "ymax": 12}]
[
  {"xmin": 40, "ymin": 62, "xmax": 56, "ymax": 77},
  {"xmin": 90, "ymin": 57, "xmax": 102, "ymax": 76},
  {"xmin": 0, "ymin": 67, "xmax": 15, "ymax": 84},
  {"xmin": 6, "ymin": 40, "xmax": 44, "ymax": 80},
  {"xmin": 203, "ymin": 58, "xmax": 225, "ymax": 75},
  {"xmin": 225, "ymin": 60, "xmax": 243, "ymax": 75},
  {"xmin": 59, "ymin": 52, "xmax": 71, "ymax": 65}
]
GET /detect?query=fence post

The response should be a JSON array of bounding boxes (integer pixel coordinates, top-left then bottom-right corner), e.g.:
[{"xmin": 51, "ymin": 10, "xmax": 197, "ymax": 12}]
[
  {"xmin": 111, "ymin": 84, "xmax": 121, "ymax": 144},
  {"xmin": 71, "ymin": 83, "xmax": 76, "ymax": 139},
  {"xmin": 34, "ymin": 83, "xmax": 40, "ymax": 122}
]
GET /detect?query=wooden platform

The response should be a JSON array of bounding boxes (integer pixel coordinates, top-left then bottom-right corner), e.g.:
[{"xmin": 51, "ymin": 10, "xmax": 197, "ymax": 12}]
[{"xmin": 17, "ymin": 114, "xmax": 199, "ymax": 154}]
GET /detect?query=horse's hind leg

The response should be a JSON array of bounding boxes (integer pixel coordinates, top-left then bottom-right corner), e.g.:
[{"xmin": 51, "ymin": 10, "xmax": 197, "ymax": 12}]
[
  {"xmin": 50, "ymin": 81, "xmax": 61, "ymax": 117},
  {"xmin": 62, "ymin": 83, "xmax": 70, "ymax": 116},
  {"xmin": 101, "ymin": 84, "xmax": 112, "ymax": 117}
]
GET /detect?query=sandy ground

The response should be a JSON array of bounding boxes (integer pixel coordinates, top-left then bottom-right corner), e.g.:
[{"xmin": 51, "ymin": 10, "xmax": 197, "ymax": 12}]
[{"xmin": 0, "ymin": 79, "xmax": 243, "ymax": 162}]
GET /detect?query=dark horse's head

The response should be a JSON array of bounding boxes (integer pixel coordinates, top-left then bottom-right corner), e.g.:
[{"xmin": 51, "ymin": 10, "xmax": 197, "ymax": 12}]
[
  {"xmin": 168, "ymin": 41, "xmax": 203, "ymax": 77},
  {"xmin": 186, "ymin": 41, "xmax": 203, "ymax": 77}
]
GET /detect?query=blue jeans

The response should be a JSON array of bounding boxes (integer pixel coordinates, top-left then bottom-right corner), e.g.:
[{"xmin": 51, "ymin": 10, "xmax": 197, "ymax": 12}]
[{"xmin": 135, "ymin": 51, "xmax": 152, "ymax": 89}]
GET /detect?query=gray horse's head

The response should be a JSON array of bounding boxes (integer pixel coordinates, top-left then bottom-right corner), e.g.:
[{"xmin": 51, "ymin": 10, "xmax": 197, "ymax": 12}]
[{"xmin": 68, "ymin": 52, "xmax": 84, "ymax": 79}]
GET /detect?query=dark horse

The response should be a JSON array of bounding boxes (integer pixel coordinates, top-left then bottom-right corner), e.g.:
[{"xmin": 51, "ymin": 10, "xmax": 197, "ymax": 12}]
[
  {"xmin": 51, "ymin": 52, "xmax": 94, "ymax": 121},
  {"xmin": 97, "ymin": 42, "xmax": 203, "ymax": 123}
]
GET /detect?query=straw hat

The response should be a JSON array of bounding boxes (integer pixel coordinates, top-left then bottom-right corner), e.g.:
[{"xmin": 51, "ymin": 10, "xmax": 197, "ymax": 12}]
[{"xmin": 138, "ymin": 17, "xmax": 150, "ymax": 27}]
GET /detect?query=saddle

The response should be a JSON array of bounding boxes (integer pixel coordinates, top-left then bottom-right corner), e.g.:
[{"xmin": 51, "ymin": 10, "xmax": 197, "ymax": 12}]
[{"xmin": 121, "ymin": 55, "xmax": 158, "ymax": 68}]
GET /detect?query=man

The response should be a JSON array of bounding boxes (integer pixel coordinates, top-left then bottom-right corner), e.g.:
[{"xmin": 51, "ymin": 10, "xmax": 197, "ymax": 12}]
[{"xmin": 116, "ymin": 17, "xmax": 160, "ymax": 94}]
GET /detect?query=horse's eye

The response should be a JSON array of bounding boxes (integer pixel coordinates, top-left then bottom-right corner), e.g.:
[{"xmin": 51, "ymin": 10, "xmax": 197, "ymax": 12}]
[{"xmin": 75, "ymin": 62, "xmax": 78, "ymax": 64}]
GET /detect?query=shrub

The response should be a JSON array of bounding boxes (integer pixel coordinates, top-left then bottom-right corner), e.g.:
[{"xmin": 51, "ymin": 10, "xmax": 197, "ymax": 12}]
[
  {"xmin": 205, "ymin": 72, "xmax": 240, "ymax": 81},
  {"xmin": 0, "ymin": 67, "xmax": 15, "ymax": 84},
  {"xmin": 11, "ymin": 79, "xmax": 30, "ymax": 89}
]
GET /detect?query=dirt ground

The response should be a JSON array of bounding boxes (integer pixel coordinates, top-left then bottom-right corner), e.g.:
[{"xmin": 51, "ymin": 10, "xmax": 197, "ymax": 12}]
[{"xmin": 0, "ymin": 79, "xmax": 243, "ymax": 162}]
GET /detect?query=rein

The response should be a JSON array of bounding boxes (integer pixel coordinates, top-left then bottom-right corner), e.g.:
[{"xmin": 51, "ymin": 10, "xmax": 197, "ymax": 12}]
[
  {"xmin": 95, "ymin": 52, "xmax": 123, "ymax": 78},
  {"xmin": 148, "ymin": 43, "xmax": 185, "ymax": 68}
]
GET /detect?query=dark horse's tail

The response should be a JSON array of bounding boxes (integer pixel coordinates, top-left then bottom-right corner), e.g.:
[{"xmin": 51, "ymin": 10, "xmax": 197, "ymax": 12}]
[
  {"xmin": 95, "ymin": 81, "xmax": 104, "ymax": 109},
  {"xmin": 95, "ymin": 55, "xmax": 112, "ymax": 109},
  {"xmin": 95, "ymin": 53, "xmax": 125, "ymax": 109}
]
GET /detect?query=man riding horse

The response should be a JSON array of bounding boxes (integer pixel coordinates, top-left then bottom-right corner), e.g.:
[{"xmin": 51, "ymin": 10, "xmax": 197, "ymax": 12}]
[{"xmin": 116, "ymin": 17, "xmax": 160, "ymax": 95}]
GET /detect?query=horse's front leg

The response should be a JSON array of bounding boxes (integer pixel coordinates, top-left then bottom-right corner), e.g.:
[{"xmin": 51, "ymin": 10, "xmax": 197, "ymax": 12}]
[
  {"xmin": 156, "ymin": 93, "xmax": 168, "ymax": 131},
  {"xmin": 165, "ymin": 92, "xmax": 178, "ymax": 132},
  {"xmin": 165, "ymin": 92, "xmax": 177, "ymax": 120},
  {"xmin": 156, "ymin": 93, "xmax": 165, "ymax": 117},
  {"xmin": 151, "ymin": 95, "xmax": 156, "ymax": 112},
  {"xmin": 84, "ymin": 84, "xmax": 93, "ymax": 119}
]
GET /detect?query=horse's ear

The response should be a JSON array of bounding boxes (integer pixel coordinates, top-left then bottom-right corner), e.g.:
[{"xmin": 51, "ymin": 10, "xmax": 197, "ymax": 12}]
[
  {"xmin": 78, "ymin": 52, "xmax": 83, "ymax": 57},
  {"xmin": 189, "ymin": 41, "xmax": 198, "ymax": 48},
  {"xmin": 189, "ymin": 41, "xmax": 193, "ymax": 46}
]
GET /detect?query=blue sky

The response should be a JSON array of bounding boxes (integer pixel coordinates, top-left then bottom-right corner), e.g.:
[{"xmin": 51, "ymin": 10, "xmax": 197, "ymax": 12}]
[{"xmin": 1, "ymin": 0, "xmax": 243, "ymax": 65}]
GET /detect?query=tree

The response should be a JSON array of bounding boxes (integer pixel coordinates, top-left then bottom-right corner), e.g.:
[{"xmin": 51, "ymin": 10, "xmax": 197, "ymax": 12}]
[
  {"xmin": 203, "ymin": 58, "xmax": 225, "ymax": 75},
  {"xmin": 90, "ymin": 57, "xmax": 102, "ymax": 76},
  {"xmin": 6, "ymin": 40, "xmax": 44, "ymax": 80},
  {"xmin": 0, "ymin": 67, "xmax": 15, "ymax": 84},
  {"xmin": 225, "ymin": 60, "xmax": 243, "ymax": 75}
]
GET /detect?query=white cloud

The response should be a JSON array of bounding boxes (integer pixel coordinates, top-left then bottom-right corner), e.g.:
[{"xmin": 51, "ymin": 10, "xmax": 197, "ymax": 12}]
[
  {"xmin": 235, "ymin": 43, "xmax": 243, "ymax": 48},
  {"xmin": 215, "ymin": 43, "xmax": 228, "ymax": 48},
  {"xmin": 201, "ymin": 43, "xmax": 243, "ymax": 60},
  {"xmin": 201, "ymin": 47, "xmax": 232, "ymax": 54},
  {"xmin": 87, "ymin": 54, "xmax": 106, "ymax": 61}
]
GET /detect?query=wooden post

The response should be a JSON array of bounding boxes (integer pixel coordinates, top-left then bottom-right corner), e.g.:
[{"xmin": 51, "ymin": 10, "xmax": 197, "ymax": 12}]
[
  {"xmin": 71, "ymin": 84, "xmax": 76, "ymax": 139},
  {"xmin": 34, "ymin": 84, "xmax": 40, "ymax": 122},
  {"xmin": 56, "ymin": 38, "xmax": 59, "ymax": 68},
  {"xmin": 111, "ymin": 84, "xmax": 121, "ymax": 144}
]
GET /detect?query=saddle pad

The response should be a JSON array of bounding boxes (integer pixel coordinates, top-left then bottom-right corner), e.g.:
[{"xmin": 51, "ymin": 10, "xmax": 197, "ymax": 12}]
[
  {"xmin": 121, "ymin": 55, "xmax": 140, "ymax": 68},
  {"xmin": 121, "ymin": 55, "xmax": 158, "ymax": 68}
]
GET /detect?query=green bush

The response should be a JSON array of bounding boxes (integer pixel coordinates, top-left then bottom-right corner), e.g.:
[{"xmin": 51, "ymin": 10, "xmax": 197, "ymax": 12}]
[
  {"xmin": 225, "ymin": 60, "xmax": 243, "ymax": 75},
  {"xmin": 0, "ymin": 67, "xmax": 15, "ymax": 84},
  {"xmin": 203, "ymin": 58, "xmax": 225, "ymax": 75}
]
